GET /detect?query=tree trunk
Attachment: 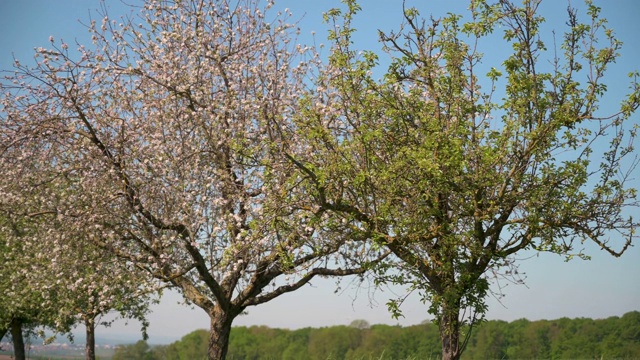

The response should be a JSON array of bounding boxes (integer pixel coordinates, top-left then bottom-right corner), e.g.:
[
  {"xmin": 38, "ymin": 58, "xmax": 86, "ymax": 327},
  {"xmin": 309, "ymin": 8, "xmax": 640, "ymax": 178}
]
[
  {"xmin": 207, "ymin": 307, "xmax": 237, "ymax": 360},
  {"xmin": 10, "ymin": 318, "xmax": 26, "ymax": 360},
  {"xmin": 85, "ymin": 316, "xmax": 96, "ymax": 360},
  {"xmin": 439, "ymin": 303, "xmax": 462, "ymax": 360}
]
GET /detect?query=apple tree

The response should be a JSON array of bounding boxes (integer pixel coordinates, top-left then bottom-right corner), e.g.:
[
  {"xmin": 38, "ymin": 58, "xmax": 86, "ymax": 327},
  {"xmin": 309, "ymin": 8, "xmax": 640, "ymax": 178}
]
[
  {"xmin": 0, "ymin": 1, "xmax": 384, "ymax": 359},
  {"xmin": 287, "ymin": 1, "xmax": 639, "ymax": 359}
]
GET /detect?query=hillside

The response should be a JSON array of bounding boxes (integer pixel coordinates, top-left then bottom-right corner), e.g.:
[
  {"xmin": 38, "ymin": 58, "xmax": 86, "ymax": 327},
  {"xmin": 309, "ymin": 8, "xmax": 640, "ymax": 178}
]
[{"xmin": 111, "ymin": 311, "xmax": 640, "ymax": 359}]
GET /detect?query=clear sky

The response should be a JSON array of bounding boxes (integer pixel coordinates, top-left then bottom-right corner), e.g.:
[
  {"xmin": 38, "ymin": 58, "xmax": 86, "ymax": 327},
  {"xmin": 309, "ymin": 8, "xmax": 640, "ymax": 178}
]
[{"xmin": 1, "ymin": 0, "xmax": 639, "ymax": 344}]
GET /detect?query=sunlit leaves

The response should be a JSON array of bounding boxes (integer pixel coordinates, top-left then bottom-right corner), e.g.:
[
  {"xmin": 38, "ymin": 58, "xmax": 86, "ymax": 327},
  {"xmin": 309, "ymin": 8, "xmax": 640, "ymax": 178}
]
[{"xmin": 292, "ymin": 1, "xmax": 638, "ymax": 359}]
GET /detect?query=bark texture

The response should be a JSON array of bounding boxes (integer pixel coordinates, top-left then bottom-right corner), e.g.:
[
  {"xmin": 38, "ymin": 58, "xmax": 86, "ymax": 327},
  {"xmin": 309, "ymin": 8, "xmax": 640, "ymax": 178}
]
[
  {"xmin": 85, "ymin": 316, "xmax": 96, "ymax": 360},
  {"xmin": 207, "ymin": 307, "xmax": 239, "ymax": 360},
  {"xmin": 439, "ymin": 305, "xmax": 462, "ymax": 360},
  {"xmin": 10, "ymin": 318, "xmax": 26, "ymax": 360}
]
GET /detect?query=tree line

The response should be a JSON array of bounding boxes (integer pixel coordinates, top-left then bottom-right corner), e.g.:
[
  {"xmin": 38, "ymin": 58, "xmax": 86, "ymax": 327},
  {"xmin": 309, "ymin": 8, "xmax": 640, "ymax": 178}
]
[
  {"xmin": 1, "ymin": 0, "xmax": 638, "ymax": 359},
  {"xmin": 112, "ymin": 311, "xmax": 640, "ymax": 360}
]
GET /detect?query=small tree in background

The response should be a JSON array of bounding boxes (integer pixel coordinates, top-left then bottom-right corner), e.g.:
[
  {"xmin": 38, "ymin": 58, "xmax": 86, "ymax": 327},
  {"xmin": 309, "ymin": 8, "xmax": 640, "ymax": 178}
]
[
  {"xmin": 0, "ymin": 220, "xmax": 66, "ymax": 360},
  {"xmin": 0, "ymin": 206, "xmax": 156, "ymax": 360},
  {"xmin": 288, "ymin": 1, "xmax": 638, "ymax": 359},
  {"xmin": 52, "ymin": 236, "xmax": 157, "ymax": 360}
]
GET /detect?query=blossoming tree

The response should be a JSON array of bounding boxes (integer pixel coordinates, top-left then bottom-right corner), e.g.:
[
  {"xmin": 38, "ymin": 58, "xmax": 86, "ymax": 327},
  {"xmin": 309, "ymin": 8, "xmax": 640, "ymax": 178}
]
[
  {"xmin": 0, "ymin": 199, "xmax": 155, "ymax": 360},
  {"xmin": 0, "ymin": 1, "xmax": 383, "ymax": 358},
  {"xmin": 0, "ymin": 217, "xmax": 66, "ymax": 360},
  {"xmin": 49, "ymin": 234, "xmax": 156, "ymax": 360}
]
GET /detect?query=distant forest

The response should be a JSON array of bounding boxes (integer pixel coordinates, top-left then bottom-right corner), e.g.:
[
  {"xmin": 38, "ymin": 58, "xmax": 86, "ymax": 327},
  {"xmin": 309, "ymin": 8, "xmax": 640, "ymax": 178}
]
[{"xmin": 113, "ymin": 311, "xmax": 640, "ymax": 359}]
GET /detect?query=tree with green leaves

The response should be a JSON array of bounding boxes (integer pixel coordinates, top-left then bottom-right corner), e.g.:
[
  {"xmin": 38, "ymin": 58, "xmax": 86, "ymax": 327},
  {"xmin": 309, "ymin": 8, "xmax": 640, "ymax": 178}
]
[
  {"xmin": 0, "ymin": 207, "xmax": 155, "ymax": 360},
  {"xmin": 0, "ymin": 215, "xmax": 75, "ymax": 360},
  {"xmin": 54, "ymin": 238, "xmax": 156, "ymax": 360},
  {"xmin": 288, "ymin": 0, "xmax": 639, "ymax": 359},
  {"xmin": 110, "ymin": 313, "xmax": 639, "ymax": 359},
  {"xmin": 112, "ymin": 340, "xmax": 155, "ymax": 360}
]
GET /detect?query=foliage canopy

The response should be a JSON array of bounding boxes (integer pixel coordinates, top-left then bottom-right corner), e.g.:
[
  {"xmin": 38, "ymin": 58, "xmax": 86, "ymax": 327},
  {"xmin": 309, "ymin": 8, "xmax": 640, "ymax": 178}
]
[{"xmin": 286, "ymin": 0, "xmax": 638, "ymax": 358}]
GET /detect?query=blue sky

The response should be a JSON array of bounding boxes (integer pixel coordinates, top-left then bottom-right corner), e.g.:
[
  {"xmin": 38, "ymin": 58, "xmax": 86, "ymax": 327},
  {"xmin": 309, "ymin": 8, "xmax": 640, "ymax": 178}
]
[{"xmin": 1, "ymin": 0, "xmax": 639, "ymax": 344}]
